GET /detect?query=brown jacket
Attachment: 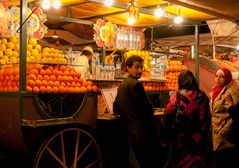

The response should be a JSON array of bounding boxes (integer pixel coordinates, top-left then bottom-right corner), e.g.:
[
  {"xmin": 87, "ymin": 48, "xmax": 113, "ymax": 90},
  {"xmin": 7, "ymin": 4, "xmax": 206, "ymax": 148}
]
[{"xmin": 209, "ymin": 85, "xmax": 238, "ymax": 151}]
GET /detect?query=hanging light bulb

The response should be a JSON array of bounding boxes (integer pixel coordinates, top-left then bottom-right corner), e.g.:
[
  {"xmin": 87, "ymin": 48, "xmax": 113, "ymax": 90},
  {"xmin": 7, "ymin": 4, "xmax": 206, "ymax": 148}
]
[
  {"xmin": 154, "ymin": 7, "xmax": 164, "ymax": 18},
  {"xmin": 41, "ymin": 0, "xmax": 51, "ymax": 10},
  {"xmin": 52, "ymin": 30, "xmax": 58, "ymax": 38},
  {"xmin": 174, "ymin": 15, "xmax": 183, "ymax": 24},
  {"xmin": 128, "ymin": 16, "xmax": 135, "ymax": 25},
  {"xmin": 104, "ymin": 0, "xmax": 113, "ymax": 7},
  {"xmin": 237, "ymin": 44, "xmax": 239, "ymax": 50},
  {"xmin": 53, "ymin": 0, "xmax": 61, "ymax": 9}
]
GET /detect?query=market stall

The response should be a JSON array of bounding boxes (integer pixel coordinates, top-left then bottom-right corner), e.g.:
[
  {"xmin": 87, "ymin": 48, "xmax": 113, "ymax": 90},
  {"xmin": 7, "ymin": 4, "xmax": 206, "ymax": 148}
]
[{"xmin": 0, "ymin": 0, "xmax": 238, "ymax": 167}]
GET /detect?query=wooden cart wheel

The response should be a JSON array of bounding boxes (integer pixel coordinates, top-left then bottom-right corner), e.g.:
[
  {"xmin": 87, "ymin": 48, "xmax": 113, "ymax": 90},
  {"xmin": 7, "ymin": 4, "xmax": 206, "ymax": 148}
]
[
  {"xmin": 33, "ymin": 127, "xmax": 104, "ymax": 168},
  {"xmin": 34, "ymin": 93, "xmax": 85, "ymax": 118}
]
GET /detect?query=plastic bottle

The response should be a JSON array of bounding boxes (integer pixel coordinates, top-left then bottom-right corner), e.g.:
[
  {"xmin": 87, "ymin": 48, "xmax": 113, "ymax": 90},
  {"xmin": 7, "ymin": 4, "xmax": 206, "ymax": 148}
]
[
  {"xmin": 91, "ymin": 54, "xmax": 96, "ymax": 79},
  {"xmin": 115, "ymin": 58, "xmax": 122, "ymax": 78}
]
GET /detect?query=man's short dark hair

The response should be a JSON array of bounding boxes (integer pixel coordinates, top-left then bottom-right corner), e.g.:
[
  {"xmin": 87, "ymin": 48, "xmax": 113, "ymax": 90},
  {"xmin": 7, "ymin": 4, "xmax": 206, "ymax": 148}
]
[{"xmin": 125, "ymin": 55, "xmax": 144, "ymax": 68}]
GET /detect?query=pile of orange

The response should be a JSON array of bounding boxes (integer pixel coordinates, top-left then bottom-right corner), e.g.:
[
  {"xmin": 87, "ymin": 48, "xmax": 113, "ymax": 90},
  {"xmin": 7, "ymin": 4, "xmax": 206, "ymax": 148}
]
[{"xmin": 0, "ymin": 63, "xmax": 99, "ymax": 93}]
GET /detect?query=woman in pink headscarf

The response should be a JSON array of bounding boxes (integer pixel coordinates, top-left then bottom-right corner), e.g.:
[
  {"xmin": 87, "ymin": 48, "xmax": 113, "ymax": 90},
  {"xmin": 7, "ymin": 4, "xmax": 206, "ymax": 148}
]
[{"xmin": 210, "ymin": 67, "xmax": 239, "ymax": 168}]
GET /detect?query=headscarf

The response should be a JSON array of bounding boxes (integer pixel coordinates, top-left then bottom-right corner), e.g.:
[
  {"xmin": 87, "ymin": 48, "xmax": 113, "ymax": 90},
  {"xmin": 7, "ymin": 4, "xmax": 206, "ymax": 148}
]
[
  {"xmin": 212, "ymin": 67, "xmax": 232, "ymax": 101},
  {"xmin": 178, "ymin": 70, "xmax": 199, "ymax": 91}
]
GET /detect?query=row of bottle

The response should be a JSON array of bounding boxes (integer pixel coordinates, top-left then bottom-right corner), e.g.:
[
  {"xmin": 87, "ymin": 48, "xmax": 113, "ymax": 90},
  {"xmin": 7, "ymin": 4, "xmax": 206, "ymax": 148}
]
[
  {"xmin": 115, "ymin": 29, "xmax": 141, "ymax": 50},
  {"xmin": 91, "ymin": 55, "xmax": 122, "ymax": 80}
]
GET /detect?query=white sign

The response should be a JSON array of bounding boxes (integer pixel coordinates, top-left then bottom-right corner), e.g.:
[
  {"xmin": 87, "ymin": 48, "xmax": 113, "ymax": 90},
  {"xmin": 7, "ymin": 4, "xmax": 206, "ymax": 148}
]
[{"xmin": 100, "ymin": 86, "xmax": 118, "ymax": 114}]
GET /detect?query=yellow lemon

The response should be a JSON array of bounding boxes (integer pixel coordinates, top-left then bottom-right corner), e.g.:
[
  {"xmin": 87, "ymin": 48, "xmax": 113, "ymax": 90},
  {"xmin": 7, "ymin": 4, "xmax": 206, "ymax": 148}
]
[
  {"xmin": 27, "ymin": 44, "xmax": 33, "ymax": 51},
  {"xmin": 9, "ymin": 37, "xmax": 18, "ymax": 44},
  {"xmin": 2, "ymin": 56, "xmax": 9, "ymax": 63},
  {"xmin": 1, "ymin": 38, "xmax": 8, "ymax": 45},
  {"xmin": 14, "ymin": 44, "xmax": 19, "ymax": 51},
  {"xmin": 0, "ymin": 44, "xmax": 6, "ymax": 51},
  {"xmin": 0, "ymin": 59, "xmax": 6, "ymax": 64},
  {"xmin": 27, "ymin": 50, "xmax": 31, "ymax": 57},
  {"xmin": 31, "ymin": 49, "xmax": 39, "ymax": 57},
  {"xmin": 28, "ymin": 38, "xmax": 37, "ymax": 47},
  {"xmin": 50, "ymin": 48, "xmax": 55, "ymax": 53},
  {"xmin": 12, "ymin": 51, "xmax": 19, "ymax": 57},
  {"xmin": 34, "ymin": 44, "xmax": 42, "ymax": 52},
  {"xmin": 5, "ymin": 49, "xmax": 13, "ymax": 57},
  {"xmin": 7, "ymin": 42, "xmax": 15, "ymax": 49},
  {"xmin": 43, "ymin": 47, "xmax": 50, "ymax": 53},
  {"xmin": 9, "ymin": 56, "xmax": 17, "ymax": 63},
  {"xmin": 43, "ymin": 51, "xmax": 49, "ymax": 57},
  {"xmin": 0, "ymin": 50, "xmax": 3, "ymax": 57}
]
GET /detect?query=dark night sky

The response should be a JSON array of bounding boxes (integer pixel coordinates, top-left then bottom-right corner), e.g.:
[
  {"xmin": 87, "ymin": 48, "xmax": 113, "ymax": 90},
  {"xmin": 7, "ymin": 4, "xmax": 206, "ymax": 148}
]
[{"xmin": 144, "ymin": 21, "xmax": 210, "ymax": 39}]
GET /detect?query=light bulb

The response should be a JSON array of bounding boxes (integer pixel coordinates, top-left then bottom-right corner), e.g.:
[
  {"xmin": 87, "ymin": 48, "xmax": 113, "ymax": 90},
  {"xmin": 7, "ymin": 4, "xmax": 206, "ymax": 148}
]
[
  {"xmin": 174, "ymin": 15, "xmax": 183, "ymax": 24},
  {"xmin": 128, "ymin": 17, "xmax": 135, "ymax": 25},
  {"xmin": 237, "ymin": 44, "xmax": 239, "ymax": 50},
  {"xmin": 53, "ymin": 0, "xmax": 61, "ymax": 9},
  {"xmin": 104, "ymin": 0, "xmax": 113, "ymax": 7},
  {"xmin": 154, "ymin": 8, "xmax": 164, "ymax": 18},
  {"xmin": 41, "ymin": 0, "xmax": 51, "ymax": 10}
]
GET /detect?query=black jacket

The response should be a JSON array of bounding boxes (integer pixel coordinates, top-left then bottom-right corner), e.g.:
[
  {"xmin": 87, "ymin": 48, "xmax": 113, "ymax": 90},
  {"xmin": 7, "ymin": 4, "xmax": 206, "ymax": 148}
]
[{"xmin": 113, "ymin": 77, "xmax": 156, "ymax": 144}]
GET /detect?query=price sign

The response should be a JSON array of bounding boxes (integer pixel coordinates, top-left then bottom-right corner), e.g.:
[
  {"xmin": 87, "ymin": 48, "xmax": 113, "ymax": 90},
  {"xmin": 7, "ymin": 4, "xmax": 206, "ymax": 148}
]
[
  {"xmin": 100, "ymin": 86, "xmax": 118, "ymax": 114},
  {"xmin": 129, "ymin": 5, "xmax": 140, "ymax": 20}
]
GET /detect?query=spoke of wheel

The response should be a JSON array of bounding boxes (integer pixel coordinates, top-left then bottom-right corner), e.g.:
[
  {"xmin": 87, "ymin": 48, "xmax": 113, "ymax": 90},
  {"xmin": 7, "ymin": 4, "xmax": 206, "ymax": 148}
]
[
  {"xmin": 70, "ymin": 139, "xmax": 94, "ymax": 168},
  {"xmin": 85, "ymin": 159, "xmax": 99, "ymax": 168},
  {"xmin": 78, "ymin": 140, "xmax": 94, "ymax": 160},
  {"xmin": 73, "ymin": 130, "xmax": 80, "ymax": 168},
  {"xmin": 61, "ymin": 133, "xmax": 66, "ymax": 166},
  {"xmin": 46, "ymin": 146, "xmax": 68, "ymax": 168}
]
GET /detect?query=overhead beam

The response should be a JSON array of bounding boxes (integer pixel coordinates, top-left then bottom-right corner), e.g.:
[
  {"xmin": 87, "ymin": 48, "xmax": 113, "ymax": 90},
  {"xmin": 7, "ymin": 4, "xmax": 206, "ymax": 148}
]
[
  {"xmin": 82, "ymin": 10, "xmax": 127, "ymax": 20},
  {"xmin": 47, "ymin": 15, "xmax": 94, "ymax": 25},
  {"xmin": 164, "ymin": 0, "xmax": 234, "ymax": 22},
  {"xmin": 87, "ymin": 0, "xmax": 201, "ymax": 25}
]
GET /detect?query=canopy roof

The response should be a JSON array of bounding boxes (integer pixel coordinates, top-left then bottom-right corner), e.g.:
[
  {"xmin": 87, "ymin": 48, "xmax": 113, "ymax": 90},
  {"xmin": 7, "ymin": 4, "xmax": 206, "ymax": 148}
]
[{"xmin": 13, "ymin": 0, "xmax": 239, "ymax": 47}]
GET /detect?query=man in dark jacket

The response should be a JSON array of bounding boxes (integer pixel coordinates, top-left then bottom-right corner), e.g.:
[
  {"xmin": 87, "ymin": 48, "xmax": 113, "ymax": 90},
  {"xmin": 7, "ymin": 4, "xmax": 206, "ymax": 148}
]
[{"xmin": 113, "ymin": 55, "xmax": 161, "ymax": 168}]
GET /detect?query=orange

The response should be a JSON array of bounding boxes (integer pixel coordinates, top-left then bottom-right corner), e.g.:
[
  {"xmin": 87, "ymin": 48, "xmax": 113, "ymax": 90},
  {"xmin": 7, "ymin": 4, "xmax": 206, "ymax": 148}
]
[
  {"xmin": 57, "ymin": 75, "xmax": 63, "ymax": 82},
  {"xmin": 75, "ymin": 86, "xmax": 81, "ymax": 93},
  {"xmin": 35, "ymin": 79, "xmax": 41, "ymax": 86},
  {"xmin": 54, "ymin": 81, "xmax": 60, "ymax": 87},
  {"xmin": 45, "ymin": 69, "xmax": 51, "ymax": 76},
  {"xmin": 37, "ymin": 74, "xmax": 43, "ymax": 80},
  {"xmin": 47, "ymin": 66, "xmax": 53, "ymax": 71},
  {"xmin": 28, "ymin": 74, "xmax": 37, "ymax": 80},
  {"xmin": 46, "ymin": 86, "xmax": 52, "ymax": 93},
  {"xmin": 9, "ymin": 75, "xmax": 15, "ymax": 81},
  {"xmin": 80, "ymin": 86, "xmax": 87, "ymax": 93},
  {"xmin": 58, "ymin": 86, "xmax": 65, "ymax": 93},
  {"xmin": 27, "ymin": 79, "xmax": 35, "ymax": 87},
  {"xmin": 43, "ymin": 75, "xmax": 50, "ymax": 81},
  {"xmin": 39, "ymin": 69, "xmax": 45, "ymax": 76},
  {"xmin": 33, "ymin": 86, "xmax": 40, "ymax": 93},
  {"xmin": 39, "ymin": 86, "xmax": 46, "ymax": 93},
  {"xmin": 41, "ymin": 80, "xmax": 48, "ymax": 86},
  {"xmin": 29, "ymin": 69, "xmax": 38, "ymax": 76},
  {"xmin": 52, "ymin": 69, "xmax": 59, "ymax": 76},
  {"xmin": 52, "ymin": 86, "xmax": 59, "ymax": 93},
  {"xmin": 50, "ymin": 75, "xmax": 56, "ymax": 81},
  {"xmin": 92, "ymin": 85, "xmax": 98, "ymax": 92},
  {"xmin": 63, "ymin": 70, "xmax": 69, "ymax": 76},
  {"xmin": 86, "ymin": 85, "xmax": 93, "ymax": 92},
  {"xmin": 48, "ymin": 80, "xmax": 54, "ymax": 86},
  {"xmin": 86, "ymin": 80, "xmax": 93, "ymax": 86},
  {"xmin": 59, "ymin": 65, "xmax": 66, "ymax": 72},
  {"xmin": 60, "ymin": 82, "xmax": 66, "ymax": 87},
  {"xmin": 26, "ymin": 86, "xmax": 32, "ymax": 92},
  {"xmin": 82, "ymin": 81, "xmax": 88, "ymax": 87}
]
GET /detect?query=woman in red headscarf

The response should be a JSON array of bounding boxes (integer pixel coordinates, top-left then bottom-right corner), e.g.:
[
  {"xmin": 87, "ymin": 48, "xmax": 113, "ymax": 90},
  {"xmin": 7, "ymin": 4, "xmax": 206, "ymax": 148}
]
[{"xmin": 210, "ymin": 67, "xmax": 239, "ymax": 168}]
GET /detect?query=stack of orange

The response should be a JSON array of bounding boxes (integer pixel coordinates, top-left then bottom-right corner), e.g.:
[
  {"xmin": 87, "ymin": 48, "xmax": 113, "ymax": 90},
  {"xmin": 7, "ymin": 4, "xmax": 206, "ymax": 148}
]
[
  {"xmin": 0, "ymin": 64, "xmax": 19, "ymax": 92},
  {"xmin": 166, "ymin": 60, "xmax": 188, "ymax": 91},
  {"xmin": 0, "ymin": 63, "xmax": 99, "ymax": 93}
]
